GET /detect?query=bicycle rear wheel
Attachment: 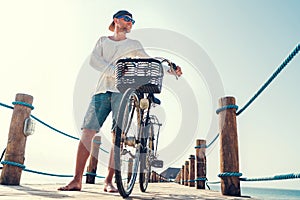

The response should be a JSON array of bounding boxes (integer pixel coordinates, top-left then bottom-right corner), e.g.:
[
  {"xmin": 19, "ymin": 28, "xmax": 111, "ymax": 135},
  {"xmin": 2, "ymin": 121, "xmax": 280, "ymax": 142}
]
[
  {"xmin": 139, "ymin": 123, "xmax": 154, "ymax": 192},
  {"xmin": 114, "ymin": 88, "xmax": 142, "ymax": 198}
]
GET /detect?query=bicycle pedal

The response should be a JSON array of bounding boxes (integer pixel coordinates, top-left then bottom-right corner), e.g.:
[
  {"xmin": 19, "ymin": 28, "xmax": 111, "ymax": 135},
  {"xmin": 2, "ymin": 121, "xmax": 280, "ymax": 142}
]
[{"xmin": 151, "ymin": 159, "xmax": 163, "ymax": 168}]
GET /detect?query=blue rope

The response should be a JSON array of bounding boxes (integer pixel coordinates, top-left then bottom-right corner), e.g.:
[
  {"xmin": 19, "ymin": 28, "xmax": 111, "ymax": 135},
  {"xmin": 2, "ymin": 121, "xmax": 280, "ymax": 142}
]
[
  {"xmin": 0, "ymin": 100, "xmax": 109, "ymax": 154},
  {"xmin": 206, "ymin": 133, "xmax": 220, "ymax": 148},
  {"xmin": 194, "ymin": 177, "xmax": 207, "ymax": 181},
  {"xmin": 84, "ymin": 172, "xmax": 105, "ymax": 179},
  {"xmin": 92, "ymin": 139, "xmax": 102, "ymax": 145},
  {"xmin": 1, "ymin": 160, "xmax": 25, "ymax": 169},
  {"xmin": 194, "ymin": 133, "xmax": 220, "ymax": 149},
  {"xmin": 216, "ymin": 105, "xmax": 238, "ymax": 115},
  {"xmin": 181, "ymin": 178, "xmax": 207, "ymax": 183},
  {"xmin": 12, "ymin": 101, "xmax": 34, "ymax": 110},
  {"xmin": 30, "ymin": 114, "xmax": 80, "ymax": 141},
  {"xmin": 194, "ymin": 144, "xmax": 206, "ymax": 149},
  {"xmin": 0, "ymin": 101, "xmax": 75, "ymax": 140},
  {"xmin": 31, "ymin": 115, "xmax": 109, "ymax": 153},
  {"xmin": 206, "ymin": 181, "xmax": 221, "ymax": 184},
  {"xmin": 99, "ymin": 147, "xmax": 109, "ymax": 154},
  {"xmin": 23, "ymin": 168, "xmax": 74, "ymax": 178},
  {"xmin": 218, "ymin": 172, "xmax": 243, "ymax": 177},
  {"xmin": 187, "ymin": 180, "xmax": 196, "ymax": 182},
  {"xmin": 1, "ymin": 160, "xmax": 105, "ymax": 179},
  {"xmin": 237, "ymin": 44, "xmax": 300, "ymax": 116},
  {"xmin": 240, "ymin": 173, "xmax": 300, "ymax": 182},
  {"xmin": 30, "ymin": 115, "xmax": 110, "ymax": 154},
  {"xmin": 0, "ymin": 102, "xmax": 13, "ymax": 109}
]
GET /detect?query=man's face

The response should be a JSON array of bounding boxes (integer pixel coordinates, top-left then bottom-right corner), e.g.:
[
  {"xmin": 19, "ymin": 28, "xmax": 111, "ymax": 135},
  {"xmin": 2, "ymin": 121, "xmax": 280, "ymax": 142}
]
[{"xmin": 116, "ymin": 15, "xmax": 134, "ymax": 33}]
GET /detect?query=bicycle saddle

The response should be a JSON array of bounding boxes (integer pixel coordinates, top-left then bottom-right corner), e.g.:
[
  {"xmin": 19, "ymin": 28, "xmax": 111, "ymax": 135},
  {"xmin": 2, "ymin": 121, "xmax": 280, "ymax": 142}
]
[{"xmin": 151, "ymin": 95, "xmax": 161, "ymax": 105}]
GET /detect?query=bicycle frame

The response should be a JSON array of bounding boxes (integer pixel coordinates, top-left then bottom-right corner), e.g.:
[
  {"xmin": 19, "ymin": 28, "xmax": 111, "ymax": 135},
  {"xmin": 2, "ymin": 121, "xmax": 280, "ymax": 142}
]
[{"xmin": 114, "ymin": 57, "xmax": 177, "ymax": 198}]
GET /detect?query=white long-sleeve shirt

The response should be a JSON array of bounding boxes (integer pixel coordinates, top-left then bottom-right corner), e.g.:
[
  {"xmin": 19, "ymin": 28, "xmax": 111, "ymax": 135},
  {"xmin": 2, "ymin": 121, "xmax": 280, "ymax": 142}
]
[{"xmin": 89, "ymin": 36, "xmax": 149, "ymax": 94}]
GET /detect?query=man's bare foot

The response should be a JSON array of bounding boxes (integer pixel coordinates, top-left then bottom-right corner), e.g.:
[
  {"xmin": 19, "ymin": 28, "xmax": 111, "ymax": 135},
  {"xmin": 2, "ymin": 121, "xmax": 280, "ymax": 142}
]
[
  {"xmin": 57, "ymin": 180, "xmax": 81, "ymax": 191},
  {"xmin": 103, "ymin": 183, "xmax": 118, "ymax": 193}
]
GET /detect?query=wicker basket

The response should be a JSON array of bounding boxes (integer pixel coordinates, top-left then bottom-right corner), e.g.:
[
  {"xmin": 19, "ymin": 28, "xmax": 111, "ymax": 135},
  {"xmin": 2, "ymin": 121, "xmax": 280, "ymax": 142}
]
[{"xmin": 115, "ymin": 58, "xmax": 164, "ymax": 93}]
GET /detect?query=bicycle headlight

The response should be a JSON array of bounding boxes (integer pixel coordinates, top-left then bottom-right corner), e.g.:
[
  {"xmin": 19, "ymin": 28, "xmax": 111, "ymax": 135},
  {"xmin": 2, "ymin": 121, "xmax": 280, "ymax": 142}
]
[{"xmin": 140, "ymin": 98, "xmax": 149, "ymax": 110}]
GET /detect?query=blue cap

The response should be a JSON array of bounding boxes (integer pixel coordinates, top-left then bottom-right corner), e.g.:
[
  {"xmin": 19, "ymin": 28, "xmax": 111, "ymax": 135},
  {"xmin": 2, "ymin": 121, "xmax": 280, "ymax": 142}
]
[{"xmin": 109, "ymin": 10, "xmax": 133, "ymax": 31}]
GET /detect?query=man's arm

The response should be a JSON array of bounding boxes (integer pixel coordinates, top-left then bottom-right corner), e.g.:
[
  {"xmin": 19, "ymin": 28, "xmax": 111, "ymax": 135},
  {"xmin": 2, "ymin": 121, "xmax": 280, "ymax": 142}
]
[{"xmin": 89, "ymin": 37, "xmax": 114, "ymax": 75}]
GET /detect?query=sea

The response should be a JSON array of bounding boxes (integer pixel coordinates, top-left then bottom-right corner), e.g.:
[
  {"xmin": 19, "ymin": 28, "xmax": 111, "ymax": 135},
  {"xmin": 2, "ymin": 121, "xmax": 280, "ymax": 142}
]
[{"xmin": 210, "ymin": 185, "xmax": 300, "ymax": 200}]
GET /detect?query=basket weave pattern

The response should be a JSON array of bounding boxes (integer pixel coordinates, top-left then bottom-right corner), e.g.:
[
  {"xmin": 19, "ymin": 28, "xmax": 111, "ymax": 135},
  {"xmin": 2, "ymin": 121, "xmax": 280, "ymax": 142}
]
[{"xmin": 116, "ymin": 58, "xmax": 164, "ymax": 93}]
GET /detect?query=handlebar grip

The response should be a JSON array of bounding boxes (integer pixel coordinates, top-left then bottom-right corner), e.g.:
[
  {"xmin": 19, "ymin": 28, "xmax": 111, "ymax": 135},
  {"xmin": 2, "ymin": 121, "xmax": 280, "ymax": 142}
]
[{"xmin": 171, "ymin": 62, "xmax": 177, "ymax": 71}]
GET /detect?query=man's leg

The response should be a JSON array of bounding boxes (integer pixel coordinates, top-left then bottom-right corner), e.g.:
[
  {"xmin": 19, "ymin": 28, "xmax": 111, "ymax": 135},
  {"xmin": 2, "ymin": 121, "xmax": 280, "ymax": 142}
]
[
  {"xmin": 104, "ymin": 92, "xmax": 122, "ymax": 192},
  {"xmin": 104, "ymin": 131, "xmax": 118, "ymax": 192},
  {"xmin": 58, "ymin": 129, "xmax": 96, "ymax": 191}
]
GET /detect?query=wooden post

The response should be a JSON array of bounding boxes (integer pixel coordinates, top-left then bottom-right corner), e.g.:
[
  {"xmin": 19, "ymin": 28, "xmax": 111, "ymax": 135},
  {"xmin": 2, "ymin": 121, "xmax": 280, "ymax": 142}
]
[
  {"xmin": 175, "ymin": 170, "xmax": 181, "ymax": 184},
  {"xmin": 181, "ymin": 165, "xmax": 185, "ymax": 185},
  {"xmin": 184, "ymin": 161, "xmax": 189, "ymax": 186},
  {"xmin": 151, "ymin": 171, "xmax": 155, "ymax": 183},
  {"xmin": 189, "ymin": 155, "xmax": 195, "ymax": 187},
  {"xmin": 86, "ymin": 136, "xmax": 101, "ymax": 184},
  {"xmin": 0, "ymin": 93, "xmax": 33, "ymax": 185},
  {"xmin": 155, "ymin": 172, "xmax": 157, "ymax": 183},
  {"xmin": 218, "ymin": 96, "xmax": 240, "ymax": 196},
  {"xmin": 159, "ymin": 174, "xmax": 162, "ymax": 182},
  {"xmin": 196, "ymin": 139, "xmax": 206, "ymax": 189}
]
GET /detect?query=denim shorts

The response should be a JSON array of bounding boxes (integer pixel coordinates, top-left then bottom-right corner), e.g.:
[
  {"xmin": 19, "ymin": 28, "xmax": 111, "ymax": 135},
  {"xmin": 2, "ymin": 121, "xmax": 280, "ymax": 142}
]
[{"xmin": 81, "ymin": 92, "xmax": 122, "ymax": 132}]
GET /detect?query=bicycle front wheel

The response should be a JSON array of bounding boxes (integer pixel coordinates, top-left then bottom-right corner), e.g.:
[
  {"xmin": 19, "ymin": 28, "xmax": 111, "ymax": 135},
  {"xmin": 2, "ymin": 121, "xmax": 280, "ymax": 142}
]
[
  {"xmin": 114, "ymin": 88, "xmax": 142, "ymax": 198},
  {"xmin": 139, "ymin": 123, "xmax": 154, "ymax": 192}
]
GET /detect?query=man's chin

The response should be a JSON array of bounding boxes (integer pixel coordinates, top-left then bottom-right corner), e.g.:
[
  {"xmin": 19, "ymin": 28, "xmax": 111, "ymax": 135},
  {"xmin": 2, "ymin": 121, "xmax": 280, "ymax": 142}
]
[
  {"xmin": 125, "ymin": 27, "xmax": 132, "ymax": 33},
  {"xmin": 119, "ymin": 27, "xmax": 132, "ymax": 34}
]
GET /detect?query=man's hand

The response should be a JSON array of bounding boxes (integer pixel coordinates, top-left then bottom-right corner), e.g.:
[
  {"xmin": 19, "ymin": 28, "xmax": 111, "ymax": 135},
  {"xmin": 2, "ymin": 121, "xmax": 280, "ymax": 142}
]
[
  {"xmin": 168, "ymin": 65, "xmax": 182, "ymax": 77},
  {"xmin": 175, "ymin": 66, "xmax": 182, "ymax": 77}
]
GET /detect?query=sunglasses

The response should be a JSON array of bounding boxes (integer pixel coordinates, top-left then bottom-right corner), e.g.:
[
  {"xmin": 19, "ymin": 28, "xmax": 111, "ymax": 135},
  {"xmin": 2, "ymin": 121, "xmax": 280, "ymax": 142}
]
[{"xmin": 117, "ymin": 15, "xmax": 135, "ymax": 25}]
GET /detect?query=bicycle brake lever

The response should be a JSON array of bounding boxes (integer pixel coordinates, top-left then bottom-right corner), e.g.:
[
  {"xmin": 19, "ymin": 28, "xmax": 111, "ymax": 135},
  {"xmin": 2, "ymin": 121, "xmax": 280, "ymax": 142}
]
[{"xmin": 169, "ymin": 63, "xmax": 178, "ymax": 80}]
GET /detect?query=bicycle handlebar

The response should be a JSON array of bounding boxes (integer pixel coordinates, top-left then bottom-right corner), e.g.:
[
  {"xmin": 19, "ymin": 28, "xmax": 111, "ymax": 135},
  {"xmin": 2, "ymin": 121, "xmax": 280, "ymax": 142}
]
[{"xmin": 154, "ymin": 57, "xmax": 179, "ymax": 80}]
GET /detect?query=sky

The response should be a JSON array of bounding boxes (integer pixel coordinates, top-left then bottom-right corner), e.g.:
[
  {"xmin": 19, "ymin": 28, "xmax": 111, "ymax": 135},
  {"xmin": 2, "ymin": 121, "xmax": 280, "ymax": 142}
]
[{"xmin": 0, "ymin": 0, "xmax": 300, "ymax": 192}]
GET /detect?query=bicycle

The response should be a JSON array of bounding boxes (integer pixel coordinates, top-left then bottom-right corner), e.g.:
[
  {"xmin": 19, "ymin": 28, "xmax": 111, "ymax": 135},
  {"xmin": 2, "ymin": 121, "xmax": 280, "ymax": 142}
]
[{"xmin": 113, "ymin": 57, "xmax": 179, "ymax": 198}]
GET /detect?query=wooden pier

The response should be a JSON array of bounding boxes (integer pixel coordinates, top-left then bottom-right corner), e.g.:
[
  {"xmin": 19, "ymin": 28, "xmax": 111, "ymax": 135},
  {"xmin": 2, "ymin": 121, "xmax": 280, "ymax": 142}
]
[
  {"xmin": 0, "ymin": 94, "xmax": 258, "ymax": 199},
  {"xmin": 0, "ymin": 182, "xmax": 256, "ymax": 200}
]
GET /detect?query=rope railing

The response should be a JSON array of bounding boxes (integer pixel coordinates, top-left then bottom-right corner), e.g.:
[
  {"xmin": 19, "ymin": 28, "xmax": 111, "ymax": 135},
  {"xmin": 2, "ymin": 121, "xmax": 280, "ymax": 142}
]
[
  {"xmin": 0, "ymin": 102, "xmax": 13, "ymax": 109},
  {"xmin": 30, "ymin": 114, "xmax": 80, "ymax": 141},
  {"xmin": 0, "ymin": 160, "xmax": 105, "ymax": 179},
  {"xmin": 0, "ymin": 99, "xmax": 109, "ymax": 182},
  {"xmin": 194, "ymin": 133, "xmax": 219, "ymax": 149},
  {"xmin": 180, "ymin": 172, "xmax": 300, "ymax": 190},
  {"xmin": 206, "ymin": 133, "xmax": 219, "ymax": 149},
  {"xmin": 0, "ymin": 101, "xmax": 109, "ymax": 153},
  {"xmin": 175, "ymin": 44, "xmax": 300, "ymax": 196},
  {"xmin": 240, "ymin": 173, "xmax": 300, "ymax": 182},
  {"xmin": 236, "ymin": 43, "xmax": 300, "ymax": 116}
]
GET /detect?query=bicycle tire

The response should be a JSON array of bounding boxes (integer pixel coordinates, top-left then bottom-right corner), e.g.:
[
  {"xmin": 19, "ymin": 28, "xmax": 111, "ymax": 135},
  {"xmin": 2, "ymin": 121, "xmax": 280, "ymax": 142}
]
[
  {"xmin": 139, "ymin": 123, "xmax": 154, "ymax": 192},
  {"xmin": 114, "ymin": 88, "xmax": 142, "ymax": 198}
]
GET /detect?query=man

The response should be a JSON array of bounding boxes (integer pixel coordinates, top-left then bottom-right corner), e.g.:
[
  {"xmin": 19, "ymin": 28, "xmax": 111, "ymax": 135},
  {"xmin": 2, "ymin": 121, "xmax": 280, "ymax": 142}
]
[{"xmin": 58, "ymin": 10, "xmax": 182, "ymax": 192}]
